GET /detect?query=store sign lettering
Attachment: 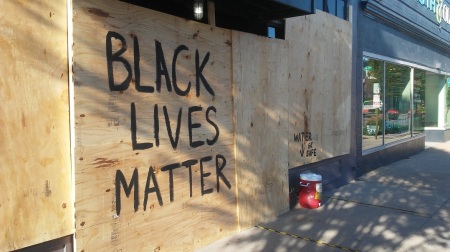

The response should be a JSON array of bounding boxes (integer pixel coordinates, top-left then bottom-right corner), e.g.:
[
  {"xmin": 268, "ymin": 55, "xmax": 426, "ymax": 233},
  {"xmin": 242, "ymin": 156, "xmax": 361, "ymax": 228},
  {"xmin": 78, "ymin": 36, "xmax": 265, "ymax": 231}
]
[{"xmin": 415, "ymin": 0, "xmax": 450, "ymax": 25}]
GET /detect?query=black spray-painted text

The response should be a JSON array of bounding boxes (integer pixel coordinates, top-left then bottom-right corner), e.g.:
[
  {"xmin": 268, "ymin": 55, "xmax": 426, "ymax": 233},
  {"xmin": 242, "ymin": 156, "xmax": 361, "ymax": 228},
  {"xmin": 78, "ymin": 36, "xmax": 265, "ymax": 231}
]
[{"xmin": 105, "ymin": 31, "xmax": 231, "ymax": 215}]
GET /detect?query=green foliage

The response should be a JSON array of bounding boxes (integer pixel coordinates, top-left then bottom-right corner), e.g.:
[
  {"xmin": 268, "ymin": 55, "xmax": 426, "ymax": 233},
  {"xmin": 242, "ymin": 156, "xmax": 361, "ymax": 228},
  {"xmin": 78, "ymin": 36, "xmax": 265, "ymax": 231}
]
[{"xmin": 365, "ymin": 115, "xmax": 382, "ymax": 126}]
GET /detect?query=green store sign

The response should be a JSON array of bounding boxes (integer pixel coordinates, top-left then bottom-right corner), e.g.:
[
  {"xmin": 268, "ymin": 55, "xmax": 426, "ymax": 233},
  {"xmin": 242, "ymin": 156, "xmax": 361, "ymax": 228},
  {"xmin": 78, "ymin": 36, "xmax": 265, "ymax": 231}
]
[{"xmin": 416, "ymin": 0, "xmax": 450, "ymax": 26}]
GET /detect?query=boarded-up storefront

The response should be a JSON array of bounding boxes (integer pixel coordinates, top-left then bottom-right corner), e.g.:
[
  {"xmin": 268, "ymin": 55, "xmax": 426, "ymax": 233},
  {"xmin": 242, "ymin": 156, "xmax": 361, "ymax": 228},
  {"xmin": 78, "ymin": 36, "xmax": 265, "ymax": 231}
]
[
  {"xmin": 0, "ymin": 0, "xmax": 73, "ymax": 251},
  {"xmin": 73, "ymin": 1, "xmax": 351, "ymax": 250},
  {"xmin": 1, "ymin": 0, "xmax": 351, "ymax": 250},
  {"xmin": 234, "ymin": 11, "xmax": 351, "ymax": 230},
  {"xmin": 73, "ymin": 0, "xmax": 236, "ymax": 251},
  {"xmin": 286, "ymin": 13, "xmax": 351, "ymax": 167}
]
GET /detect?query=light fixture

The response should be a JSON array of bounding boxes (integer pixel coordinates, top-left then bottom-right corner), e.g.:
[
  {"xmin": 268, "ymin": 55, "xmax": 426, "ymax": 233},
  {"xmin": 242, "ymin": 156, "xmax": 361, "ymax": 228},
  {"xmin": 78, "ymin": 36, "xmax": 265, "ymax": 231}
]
[{"xmin": 193, "ymin": 0, "xmax": 204, "ymax": 20}]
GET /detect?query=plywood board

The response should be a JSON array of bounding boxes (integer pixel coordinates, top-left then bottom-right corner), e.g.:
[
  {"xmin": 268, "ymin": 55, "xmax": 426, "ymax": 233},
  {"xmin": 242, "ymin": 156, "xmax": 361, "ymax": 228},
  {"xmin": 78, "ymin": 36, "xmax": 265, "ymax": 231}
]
[
  {"xmin": 0, "ymin": 0, "xmax": 73, "ymax": 250},
  {"xmin": 233, "ymin": 31, "xmax": 290, "ymax": 229},
  {"xmin": 286, "ymin": 11, "xmax": 352, "ymax": 167},
  {"xmin": 73, "ymin": 0, "xmax": 236, "ymax": 251}
]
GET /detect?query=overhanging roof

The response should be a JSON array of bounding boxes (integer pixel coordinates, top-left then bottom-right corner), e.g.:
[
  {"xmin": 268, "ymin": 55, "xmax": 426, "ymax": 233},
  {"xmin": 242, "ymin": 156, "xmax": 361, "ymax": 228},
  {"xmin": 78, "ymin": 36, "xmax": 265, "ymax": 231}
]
[
  {"xmin": 121, "ymin": 0, "xmax": 315, "ymax": 22},
  {"xmin": 216, "ymin": 0, "xmax": 315, "ymax": 21}
]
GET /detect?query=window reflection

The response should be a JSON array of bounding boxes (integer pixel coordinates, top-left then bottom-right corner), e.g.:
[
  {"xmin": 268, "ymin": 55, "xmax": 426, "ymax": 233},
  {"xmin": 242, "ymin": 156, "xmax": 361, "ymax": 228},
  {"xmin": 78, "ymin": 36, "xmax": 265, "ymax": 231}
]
[
  {"xmin": 385, "ymin": 63, "xmax": 411, "ymax": 144},
  {"xmin": 362, "ymin": 58, "xmax": 383, "ymax": 150},
  {"xmin": 362, "ymin": 56, "xmax": 450, "ymax": 151},
  {"xmin": 447, "ymin": 79, "xmax": 450, "ymax": 126},
  {"xmin": 413, "ymin": 69, "xmax": 426, "ymax": 134}
]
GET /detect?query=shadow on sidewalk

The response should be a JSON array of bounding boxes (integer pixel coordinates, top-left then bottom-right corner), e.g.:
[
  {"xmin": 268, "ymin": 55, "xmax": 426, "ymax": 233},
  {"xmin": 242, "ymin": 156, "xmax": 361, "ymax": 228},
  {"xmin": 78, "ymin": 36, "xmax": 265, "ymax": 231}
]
[{"xmin": 197, "ymin": 144, "xmax": 450, "ymax": 251}]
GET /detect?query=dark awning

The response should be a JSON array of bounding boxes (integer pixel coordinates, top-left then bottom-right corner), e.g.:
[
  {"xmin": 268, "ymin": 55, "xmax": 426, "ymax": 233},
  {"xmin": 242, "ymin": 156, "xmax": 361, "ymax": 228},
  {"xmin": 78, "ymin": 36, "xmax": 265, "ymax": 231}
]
[
  {"xmin": 271, "ymin": 0, "xmax": 315, "ymax": 16},
  {"xmin": 120, "ymin": 0, "xmax": 315, "ymax": 37},
  {"xmin": 216, "ymin": 0, "xmax": 315, "ymax": 21},
  {"xmin": 121, "ymin": 0, "xmax": 314, "ymax": 22}
]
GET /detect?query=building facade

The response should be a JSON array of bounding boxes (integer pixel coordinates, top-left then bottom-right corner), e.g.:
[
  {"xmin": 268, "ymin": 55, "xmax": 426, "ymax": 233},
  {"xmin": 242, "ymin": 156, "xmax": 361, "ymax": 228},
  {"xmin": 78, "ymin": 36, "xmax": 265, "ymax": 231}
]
[
  {"xmin": 355, "ymin": 0, "xmax": 450, "ymax": 173},
  {"xmin": 290, "ymin": 0, "xmax": 450, "ymax": 198},
  {"xmin": 7, "ymin": 1, "xmax": 450, "ymax": 251}
]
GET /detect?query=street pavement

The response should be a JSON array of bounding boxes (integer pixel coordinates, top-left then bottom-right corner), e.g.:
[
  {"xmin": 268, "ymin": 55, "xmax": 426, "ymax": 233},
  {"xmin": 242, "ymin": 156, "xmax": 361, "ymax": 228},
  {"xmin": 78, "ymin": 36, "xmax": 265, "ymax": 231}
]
[{"xmin": 196, "ymin": 142, "xmax": 450, "ymax": 252}]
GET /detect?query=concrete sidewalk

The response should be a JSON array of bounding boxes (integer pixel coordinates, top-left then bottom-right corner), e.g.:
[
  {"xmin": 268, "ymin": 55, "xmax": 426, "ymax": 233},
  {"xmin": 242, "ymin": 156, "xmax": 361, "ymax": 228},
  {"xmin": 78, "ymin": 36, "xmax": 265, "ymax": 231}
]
[{"xmin": 196, "ymin": 142, "xmax": 450, "ymax": 252}]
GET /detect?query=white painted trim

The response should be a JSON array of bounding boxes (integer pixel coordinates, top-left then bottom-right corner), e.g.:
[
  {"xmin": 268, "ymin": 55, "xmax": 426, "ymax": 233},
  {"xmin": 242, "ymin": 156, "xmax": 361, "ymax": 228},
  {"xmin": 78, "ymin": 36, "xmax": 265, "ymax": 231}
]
[
  {"xmin": 424, "ymin": 127, "xmax": 447, "ymax": 130},
  {"xmin": 363, "ymin": 51, "xmax": 450, "ymax": 75}
]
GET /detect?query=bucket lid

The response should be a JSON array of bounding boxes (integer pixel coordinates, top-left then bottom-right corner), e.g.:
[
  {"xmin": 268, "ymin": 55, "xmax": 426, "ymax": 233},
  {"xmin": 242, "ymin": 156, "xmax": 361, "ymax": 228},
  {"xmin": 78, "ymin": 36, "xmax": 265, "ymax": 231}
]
[{"xmin": 300, "ymin": 173, "xmax": 322, "ymax": 181}]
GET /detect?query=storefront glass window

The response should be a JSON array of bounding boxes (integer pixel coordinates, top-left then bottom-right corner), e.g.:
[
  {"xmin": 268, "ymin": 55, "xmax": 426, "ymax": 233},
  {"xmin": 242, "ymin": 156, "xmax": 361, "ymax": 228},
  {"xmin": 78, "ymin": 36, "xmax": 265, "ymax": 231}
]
[
  {"xmin": 384, "ymin": 63, "xmax": 412, "ymax": 144},
  {"xmin": 413, "ymin": 69, "xmax": 426, "ymax": 134},
  {"xmin": 362, "ymin": 58, "xmax": 383, "ymax": 150},
  {"xmin": 446, "ymin": 77, "xmax": 450, "ymax": 126},
  {"xmin": 362, "ymin": 56, "xmax": 449, "ymax": 151},
  {"xmin": 423, "ymin": 72, "xmax": 447, "ymax": 127}
]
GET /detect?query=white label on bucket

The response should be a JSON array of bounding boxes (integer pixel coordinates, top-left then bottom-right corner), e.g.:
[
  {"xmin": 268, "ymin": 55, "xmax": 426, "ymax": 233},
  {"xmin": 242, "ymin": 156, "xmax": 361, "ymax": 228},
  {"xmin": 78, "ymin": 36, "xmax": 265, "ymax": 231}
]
[
  {"xmin": 315, "ymin": 183, "xmax": 322, "ymax": 200},
  {"xmin": 316, "ymin": 183, "xmax": 322, "ymax": 193}
]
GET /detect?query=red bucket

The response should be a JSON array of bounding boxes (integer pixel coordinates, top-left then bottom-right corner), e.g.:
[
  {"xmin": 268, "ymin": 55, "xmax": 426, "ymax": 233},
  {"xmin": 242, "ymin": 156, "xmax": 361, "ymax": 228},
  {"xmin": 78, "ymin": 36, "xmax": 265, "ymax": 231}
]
[{"xmin": 299, "ymin": 173, "xmax": 322, "ymax": 209}]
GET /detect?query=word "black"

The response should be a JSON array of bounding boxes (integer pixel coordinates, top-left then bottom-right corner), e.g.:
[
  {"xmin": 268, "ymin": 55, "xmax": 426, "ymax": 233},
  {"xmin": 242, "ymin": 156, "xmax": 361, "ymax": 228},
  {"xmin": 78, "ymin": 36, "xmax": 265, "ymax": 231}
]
[{"xmin": 106, "ymin": 31, "xmax": 215, "ymax": 98}]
